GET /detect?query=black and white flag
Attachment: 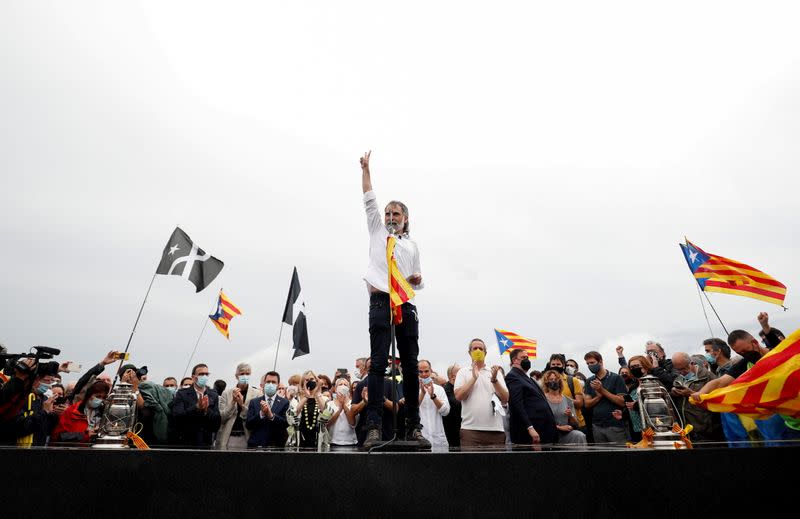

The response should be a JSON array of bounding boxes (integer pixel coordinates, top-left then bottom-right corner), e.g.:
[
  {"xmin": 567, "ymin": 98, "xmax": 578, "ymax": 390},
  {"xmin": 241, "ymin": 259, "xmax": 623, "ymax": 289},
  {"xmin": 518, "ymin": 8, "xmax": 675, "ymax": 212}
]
[
  {"xmin": 281, "ymin": 267, "xmax": 309, "ymax": 359},
  {"xmin": 156, "ymin": 227, "xmax": 224, "ymax": 293}
]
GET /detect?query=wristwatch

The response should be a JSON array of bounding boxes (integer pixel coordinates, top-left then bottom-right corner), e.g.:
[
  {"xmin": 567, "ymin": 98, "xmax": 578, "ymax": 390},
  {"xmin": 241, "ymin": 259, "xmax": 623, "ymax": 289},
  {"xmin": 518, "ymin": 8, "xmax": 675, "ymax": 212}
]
[{"xmin": 430, "ymin": 393, "xmax": 437, "ymax": 400}]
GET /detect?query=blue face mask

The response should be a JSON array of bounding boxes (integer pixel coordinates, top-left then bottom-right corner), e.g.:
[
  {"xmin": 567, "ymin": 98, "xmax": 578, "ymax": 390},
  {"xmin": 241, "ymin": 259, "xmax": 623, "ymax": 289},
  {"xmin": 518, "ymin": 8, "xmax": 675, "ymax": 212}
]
[
  {"xmin": 704, "ymin": 353, "xmax": 716, "ymax": 364},
  {"xmin": 88, "ymin": 397, "xmax": 104, "ymax": 409},
  {"xmin": 587, "ymin": 363, "xmax": 601, "ymax": 374},
  {"xmin": 166, "ymin": 387, "xmax": 177, "ymax": 395},
  {"xmin": 421, "ymin": 377, "xmax": 432, "ymax": 385},
  {"xmin": 238, "ymin": 375, "xmax": 250, "ymax": 386},
  {"xmin": 684, "ymin": 371, "xmax": 697, "ymax": 382},
  {"xmin": 196, "ymin": 375, "xmax": 209, "ymax": 388},
  {"xmin": 263, "ymin": 383, "xmax": 277, "ymax": 397},
  {"xmin": 36, "ymin": 382, "xmax": 52, "ymax": 395}
]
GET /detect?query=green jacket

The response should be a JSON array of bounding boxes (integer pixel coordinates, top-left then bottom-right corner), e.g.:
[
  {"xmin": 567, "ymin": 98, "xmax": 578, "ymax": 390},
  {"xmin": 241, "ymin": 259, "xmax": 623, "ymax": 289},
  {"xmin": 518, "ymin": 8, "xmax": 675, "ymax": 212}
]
[{"xmin": 138, "ymin": 381, "xmax": 174, "ymax": 444}]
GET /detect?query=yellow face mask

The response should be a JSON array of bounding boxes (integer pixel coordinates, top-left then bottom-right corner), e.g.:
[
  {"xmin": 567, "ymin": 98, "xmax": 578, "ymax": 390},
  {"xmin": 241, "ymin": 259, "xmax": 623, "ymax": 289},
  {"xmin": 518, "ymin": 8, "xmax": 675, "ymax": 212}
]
[{"xmin": 470, "ymin": 349, "xmax": 486, "ymax": 362}]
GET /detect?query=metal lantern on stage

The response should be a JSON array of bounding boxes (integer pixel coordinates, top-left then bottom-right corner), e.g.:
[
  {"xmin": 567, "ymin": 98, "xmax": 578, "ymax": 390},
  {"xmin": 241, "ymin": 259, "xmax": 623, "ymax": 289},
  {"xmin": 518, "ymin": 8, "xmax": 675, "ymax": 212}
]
[
  {"xmin": 637, "ymin": 375, "xmax": 690, "ymax": 449},
  {"xmin": 92, "ymin": 382, "xmax": 138, "ymax": 449}
]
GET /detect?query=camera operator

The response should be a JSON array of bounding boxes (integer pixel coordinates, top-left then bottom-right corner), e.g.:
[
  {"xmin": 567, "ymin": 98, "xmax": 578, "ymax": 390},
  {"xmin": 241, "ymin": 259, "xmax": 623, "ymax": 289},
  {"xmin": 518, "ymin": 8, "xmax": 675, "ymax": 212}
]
[{"xmin": 0, "ymin": 358, "xmax": 66, "ymax": 446}]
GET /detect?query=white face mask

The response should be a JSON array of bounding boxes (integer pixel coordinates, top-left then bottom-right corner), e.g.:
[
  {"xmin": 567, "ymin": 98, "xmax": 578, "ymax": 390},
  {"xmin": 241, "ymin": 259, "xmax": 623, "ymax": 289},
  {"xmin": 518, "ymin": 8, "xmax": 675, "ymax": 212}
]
[
  {"xmin": 337, "ymin": 385, "xmax": 350, "ymax": 397},
  {"xmin": 565, "ymin": 366, "xmax": 577, "ymax": 376}
]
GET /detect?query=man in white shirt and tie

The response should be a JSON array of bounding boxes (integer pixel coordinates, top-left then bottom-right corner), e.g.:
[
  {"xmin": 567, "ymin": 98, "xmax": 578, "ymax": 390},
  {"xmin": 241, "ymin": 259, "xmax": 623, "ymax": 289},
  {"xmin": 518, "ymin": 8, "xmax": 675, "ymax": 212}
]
[{"xmin": 359, "ymin": 151, "xmax": 428, "ymax": 450}]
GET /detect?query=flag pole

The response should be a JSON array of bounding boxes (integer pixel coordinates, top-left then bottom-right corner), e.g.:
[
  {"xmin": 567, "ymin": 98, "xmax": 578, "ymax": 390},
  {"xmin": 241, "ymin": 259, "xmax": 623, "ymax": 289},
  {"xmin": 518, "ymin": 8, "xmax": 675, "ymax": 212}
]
[
  {"xmin": 110, "ymin": 271, "xmax": 158, "ymax": 391},
  {"xmin": 702, "ymin": 291, "xmax": 729, "ymax": 337},
  {"xmin": 272, "ymin": 323, "xmax": 285, "ymax": 372},
  {"xmin": 696, "ymin": 284, "xmax": 715, "ymax": 338},
  {"xmin": 182, "ymin": 289, "xmax": 221, "ymax": 378}
]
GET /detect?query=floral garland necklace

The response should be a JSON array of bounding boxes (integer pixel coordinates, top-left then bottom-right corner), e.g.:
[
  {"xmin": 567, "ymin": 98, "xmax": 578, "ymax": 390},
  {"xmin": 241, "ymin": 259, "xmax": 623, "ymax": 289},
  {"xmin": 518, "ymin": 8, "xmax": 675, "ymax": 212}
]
[{"xmin": 303, "ymin": 399, "xmax": 319, "ymax": 429}]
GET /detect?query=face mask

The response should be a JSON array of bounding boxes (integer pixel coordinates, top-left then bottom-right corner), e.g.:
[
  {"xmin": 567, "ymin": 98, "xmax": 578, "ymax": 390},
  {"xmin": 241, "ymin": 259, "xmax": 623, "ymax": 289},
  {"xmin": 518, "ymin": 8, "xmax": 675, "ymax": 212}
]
[
  {"xmin": 630, "ymin": 367, "xmax": 644, "ymax": 378},
  {"xmin": 421, "ymin": 377, "xmax": 432, "ymax": 385},
  {"xmin": 565, "ymin": 366, "xmax": 577, "ymax": 376},
  {"xmin": 470, "ymin": 349, "xmax": 486, "ymax": 362},
  {"xmin": 88, "ymin": 397, "xmax": 103, "ymax": 409},
  {"xmin": 264, "ymin": 383, "xmax": 277, "ymax": 397},
  {"xmin": 704, "ymin": 353, "xmax": 716, "ymax": 364},
  {"xmin": 166, "ymin": 387, "xmax": 177, "ymax": 395},
  {"xmin": 684, "ymin": 371, "xmax": 697, "ymax": 382},
  {"xmin": 196, "ymin": 375, "xmax": 209, "ymax": 388},
  {"xmin": 550, "ymin": 365, "xmax": 564, "ymax": 374},
  {"xmin": 43, "ymin": 389, "xmax": 54, "ymax": 400},
  {"xmin": 238, "ymin": 375, "xmax": 250, "ymax": 385},
  {"xmin": 36, "ymin": 382, "xmax": 52, "ymax": 395},
  {"xmin": 741, "ymin": 350, "xmax": 762, "ymax": 364},
  {"xmin": 306, "ymin": 380, "xmax": 317, "ymax": 391},
  {"xmin": 587, "ymin": 363, "xmax": 601, "ymax": 374},
  {"xmin": 545, "ymin": 380, "xmax": 560, "ymax": 391},
  {"xmin": 337, "ymin": 386, "xmax": 350, "ymax": 397},
  {"xmin": 622, "ymin": 374, "xmax": 632, "ymax": 382},
  {"xmin": 520, "ymin": 359, "xmax": 532, "ymax": 372}
]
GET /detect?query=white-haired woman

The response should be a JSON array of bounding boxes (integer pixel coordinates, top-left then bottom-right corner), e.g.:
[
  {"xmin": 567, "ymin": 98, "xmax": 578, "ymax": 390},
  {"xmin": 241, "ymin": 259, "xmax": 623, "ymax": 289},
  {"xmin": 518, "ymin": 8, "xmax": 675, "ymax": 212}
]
[{"xmin": 327, "ymin": 377, "xmax": 357, "ymax": 449}]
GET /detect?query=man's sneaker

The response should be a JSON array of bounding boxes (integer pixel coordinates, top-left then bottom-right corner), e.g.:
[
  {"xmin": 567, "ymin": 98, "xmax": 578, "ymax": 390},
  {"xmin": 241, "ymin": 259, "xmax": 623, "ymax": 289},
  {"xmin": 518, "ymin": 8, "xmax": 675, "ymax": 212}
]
[
  {"xmin": 406, "ymin": 425, "xmax": 431, "ymax": 449},
  {"xmin": 362, "ymin": 426, "xmax": 382, "ymax": 450}
]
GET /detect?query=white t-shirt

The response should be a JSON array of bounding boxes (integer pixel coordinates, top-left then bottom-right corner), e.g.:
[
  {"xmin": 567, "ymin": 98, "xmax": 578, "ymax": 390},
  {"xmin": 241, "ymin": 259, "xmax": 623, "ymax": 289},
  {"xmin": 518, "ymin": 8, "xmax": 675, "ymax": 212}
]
[
  {"xmin": 454, "ymin": 365, "xmax": 507, "ymax": 432},
  {"xmin": 328, "ymin": 401, "xmax": 357, "ymax": 446},
  {"xmin": 363, "ymin": 190, "xmax": 424, "ymax": 296},
  {"xmin": 419, "ymin": 384, "xmax": 451, "ymax": 448}
]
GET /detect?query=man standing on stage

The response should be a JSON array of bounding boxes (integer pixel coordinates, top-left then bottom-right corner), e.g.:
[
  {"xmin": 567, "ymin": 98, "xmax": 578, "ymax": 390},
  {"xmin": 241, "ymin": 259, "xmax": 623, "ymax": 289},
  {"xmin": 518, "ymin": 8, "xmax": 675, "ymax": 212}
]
[{"xmin": 359, "ymin": 150, "xmax": 429, "ymax": 450}]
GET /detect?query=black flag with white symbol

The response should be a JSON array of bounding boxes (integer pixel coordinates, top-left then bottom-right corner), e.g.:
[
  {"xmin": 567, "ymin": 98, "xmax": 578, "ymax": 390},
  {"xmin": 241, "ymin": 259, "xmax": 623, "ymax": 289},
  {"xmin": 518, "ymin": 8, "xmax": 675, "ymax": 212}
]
[
  {"xmin": 292, "ymin": 312, "xmax": 310, "ymax": 359},
  {"xmin": 156, "ymin": 227, "xmax": 224, "ymax": 293},
  {"xmin": 281, "ymin": 267, "xmax": 309, "ymax": 359},
  {"xmin": 282, "ymin": 267, "xmax": 301, "ymax": 325}
]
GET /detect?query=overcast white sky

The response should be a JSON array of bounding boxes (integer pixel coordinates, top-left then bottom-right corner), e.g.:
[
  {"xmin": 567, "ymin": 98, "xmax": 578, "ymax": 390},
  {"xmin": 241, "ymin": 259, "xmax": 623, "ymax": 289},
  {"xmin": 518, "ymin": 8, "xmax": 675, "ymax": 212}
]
[{"xmin": 2, "ymin": 2, "xmax": 799, "ymax": 386}]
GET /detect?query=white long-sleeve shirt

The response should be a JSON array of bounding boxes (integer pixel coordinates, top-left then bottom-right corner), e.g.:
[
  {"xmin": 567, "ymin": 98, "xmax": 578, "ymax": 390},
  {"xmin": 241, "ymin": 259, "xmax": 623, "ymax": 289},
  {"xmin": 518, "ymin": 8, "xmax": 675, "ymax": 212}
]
[
  {"xmin": 419, "ymin": 384, "xmax": 450, "ymax": 448},
  {"xmin": 363, "ymin": 190, "xmax": 424, "ymax": 297}
]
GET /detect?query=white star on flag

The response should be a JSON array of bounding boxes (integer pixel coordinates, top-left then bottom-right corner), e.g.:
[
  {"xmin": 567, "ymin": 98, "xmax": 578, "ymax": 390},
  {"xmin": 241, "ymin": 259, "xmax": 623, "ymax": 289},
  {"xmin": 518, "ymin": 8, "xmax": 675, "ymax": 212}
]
[{"xmin": 169, "ymin": 244, "xmax": 180, "ymax": 255}]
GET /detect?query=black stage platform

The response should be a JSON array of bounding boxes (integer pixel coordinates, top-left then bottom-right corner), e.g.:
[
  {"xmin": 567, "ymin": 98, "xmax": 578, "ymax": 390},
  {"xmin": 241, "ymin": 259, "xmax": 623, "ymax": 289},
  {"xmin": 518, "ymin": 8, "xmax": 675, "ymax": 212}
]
[{"xmin": 2, "ymin": 444, "xmax": 796, "ymax": 518}]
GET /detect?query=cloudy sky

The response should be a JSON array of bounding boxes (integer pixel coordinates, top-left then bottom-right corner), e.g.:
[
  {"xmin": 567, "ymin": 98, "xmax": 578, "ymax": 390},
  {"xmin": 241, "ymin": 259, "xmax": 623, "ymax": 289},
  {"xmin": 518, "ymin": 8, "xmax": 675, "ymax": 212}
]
[{"xmin": 2, "ymin": 2, "xmax": 799, "ymax": 386}]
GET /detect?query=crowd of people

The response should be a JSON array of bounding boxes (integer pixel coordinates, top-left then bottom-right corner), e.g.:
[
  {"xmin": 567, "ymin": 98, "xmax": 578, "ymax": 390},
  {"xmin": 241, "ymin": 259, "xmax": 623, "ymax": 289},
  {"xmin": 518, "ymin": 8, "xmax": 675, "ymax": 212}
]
[{"xmin": 1, "ymin": 312, "xmax": 797, "ymax": 451}]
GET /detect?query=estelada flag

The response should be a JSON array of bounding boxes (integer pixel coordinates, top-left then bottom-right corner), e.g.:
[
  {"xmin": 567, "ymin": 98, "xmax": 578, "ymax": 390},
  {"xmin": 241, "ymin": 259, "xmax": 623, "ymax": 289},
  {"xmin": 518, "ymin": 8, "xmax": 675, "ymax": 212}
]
[
  {"xmin": 387, "ymin": 236, "xmax": 415, "ymax": 324},
  {"xmin": 680, "ymin": 239, "xmax": 787, "ymax": 308},
  {"xmin": 495, "ymin": 329, "xmax": 538, "ymax": 359},
  {"xmin": 693, "ymin": 328, "xmax": 800, "ymax": 419},
  {"xmin": 209, "ymin": 290, "xmax": 242, "ymax": 339}
]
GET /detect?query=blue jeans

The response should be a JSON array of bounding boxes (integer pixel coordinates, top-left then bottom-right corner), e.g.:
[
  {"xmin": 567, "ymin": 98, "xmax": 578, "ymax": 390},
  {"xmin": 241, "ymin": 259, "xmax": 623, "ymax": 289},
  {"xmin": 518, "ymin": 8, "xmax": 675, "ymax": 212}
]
[{"xmin": 366, "ymin": 293, "xmax": 420, "ymax": 430}]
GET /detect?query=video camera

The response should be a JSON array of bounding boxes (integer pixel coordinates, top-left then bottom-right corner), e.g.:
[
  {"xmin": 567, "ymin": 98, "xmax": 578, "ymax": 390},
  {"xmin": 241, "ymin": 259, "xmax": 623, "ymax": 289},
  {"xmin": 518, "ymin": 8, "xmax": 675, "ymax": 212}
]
[{"xmin": 0, "ymin": 346, "xmax": 61, "ymax": 379}]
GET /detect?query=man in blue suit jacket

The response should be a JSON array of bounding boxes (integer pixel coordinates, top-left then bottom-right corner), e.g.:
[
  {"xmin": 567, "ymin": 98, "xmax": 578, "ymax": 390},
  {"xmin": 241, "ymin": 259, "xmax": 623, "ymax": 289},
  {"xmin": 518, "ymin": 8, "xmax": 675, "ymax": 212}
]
[
  {"xmin": 505, "ymin": 349, "xmax": 557, "ymax": 445},
  {"xmin": 171, "ymin": 363, "xmax": 222, "ymax": 448},
  {"xmin": 246, "ymin": 371, "xmax": 290, "ymax": 448}
]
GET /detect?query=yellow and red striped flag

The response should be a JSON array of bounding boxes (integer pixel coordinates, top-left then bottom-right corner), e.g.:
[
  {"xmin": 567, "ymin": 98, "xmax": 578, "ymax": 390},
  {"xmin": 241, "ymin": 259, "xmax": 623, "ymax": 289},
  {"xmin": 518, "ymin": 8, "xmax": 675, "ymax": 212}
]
[
  {"xmin": 209, "ymin": 290, "xmax": 242, "ymax": 339},
  {"xmin": 680, "ymin": 239, "xmax": 787, "ymax": 307},
  {"xmin": 387, "ymin": 236, "xmax": 415, "ymax": 324},
  {"xmin": 495, "ymin": 329, "xmax": 538, "ymax": 359},
  {"xmin": 693, "ymin": 328, "xmax": 800, "ymax": 419}
]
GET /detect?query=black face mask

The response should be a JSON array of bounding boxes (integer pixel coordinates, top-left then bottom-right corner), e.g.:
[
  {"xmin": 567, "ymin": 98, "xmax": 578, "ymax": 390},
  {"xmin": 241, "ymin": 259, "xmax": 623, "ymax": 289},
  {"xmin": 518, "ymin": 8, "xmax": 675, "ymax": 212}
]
[
  {"xmin": 622, "ymin": 374, "xmax": 632, "ymax": 383},
  {"xmin": 630, "ymin": 367, "xmax": 645, "ymax": 378},
  {"xmin": 545, "ymin": 381, "xmax": 560, "ymax": 391},
  {"xmin": 550, "ymin": 365, "xmax": 565, "ymax": 374},
  {"xmin": 741, "ymin": 350, "xmax": 762, "ymax": 364},
  {"xmin": 520, "ymin": 359, "xmax": 532, "ymax": 372}
]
